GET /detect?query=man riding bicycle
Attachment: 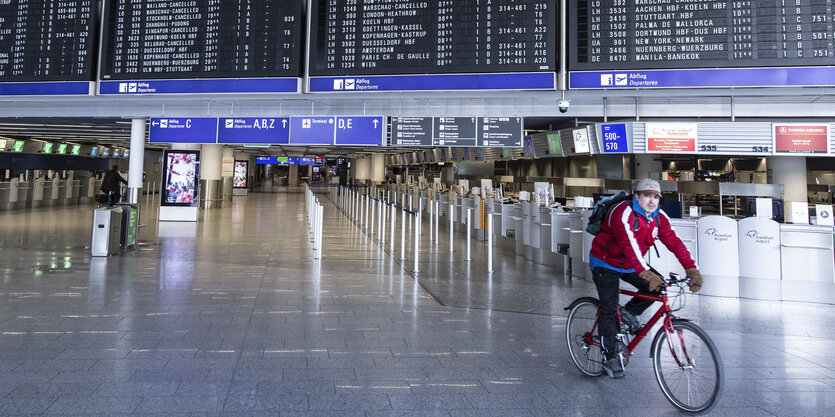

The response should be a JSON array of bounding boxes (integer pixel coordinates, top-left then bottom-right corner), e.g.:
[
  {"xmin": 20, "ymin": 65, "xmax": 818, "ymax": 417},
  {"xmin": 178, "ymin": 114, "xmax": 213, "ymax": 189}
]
[{"xmin": 589, "ymin": 179, "xmax": 702, "ymax": 378}]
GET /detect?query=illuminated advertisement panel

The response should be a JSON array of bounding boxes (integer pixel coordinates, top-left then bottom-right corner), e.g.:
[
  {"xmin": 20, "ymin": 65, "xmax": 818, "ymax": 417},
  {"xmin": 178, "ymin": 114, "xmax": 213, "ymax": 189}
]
[
  {"xmin": 233, "ymin": 161, "xmax": 248, "ymax": 189},
  {"xmin": 161, "ymin": 150, "xmax": 200, "ymax": 207}
]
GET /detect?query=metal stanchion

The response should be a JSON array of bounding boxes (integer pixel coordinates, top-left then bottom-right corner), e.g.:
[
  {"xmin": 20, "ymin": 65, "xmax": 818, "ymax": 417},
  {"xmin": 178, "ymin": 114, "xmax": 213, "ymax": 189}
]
[
  {"xmin": 370, "ymin": 196, "xmax": 376, "ymax": 237},
  {"xmin": 449, "ymin": 202, "xmax": 454, "ymax": 252},
  {"xmin": 429, "ymin": 201, "xmax": 435, "ymax": 243},
  {"xmin": 414, "ymin": 210, "xmax": 420, "ymax": 272},
  {"xmin": 400, "ymin": 203, "xmax": 406, "ymax": 261},
  {"xmin": 466, "ymin": 208, "xmax": 472, "ymax": 262},
  {"xmin": 390, "ymin": 200, "xmax": 396, "ymax": 252},
  {"xmin": 365, "ymin": 194, "xmax": 370, "ymax": 230},
  {"xmin": 435, "ymin": 201, "xmax": 440, "ymax": 245},
  {"xmin": 380, "ymin": 200, "xmax": 386, "ymax": 245},
  {"xmin": 487, "ymin": 213, "xmax": 494, "ymax": 272}
]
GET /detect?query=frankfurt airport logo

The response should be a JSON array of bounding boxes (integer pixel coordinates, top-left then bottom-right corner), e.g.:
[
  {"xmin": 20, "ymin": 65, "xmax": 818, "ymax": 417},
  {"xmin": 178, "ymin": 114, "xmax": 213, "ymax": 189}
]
[
  {"xmin": 118, "ymin": 82, "xmax": 138, "ymax": 93},
  {"xmin": 333, "ymin": 79, "xmax": 356, "ymax": 90},
  {"xmin": 600, "ymin": 74, "xmax": 628, "ymax": 87}
]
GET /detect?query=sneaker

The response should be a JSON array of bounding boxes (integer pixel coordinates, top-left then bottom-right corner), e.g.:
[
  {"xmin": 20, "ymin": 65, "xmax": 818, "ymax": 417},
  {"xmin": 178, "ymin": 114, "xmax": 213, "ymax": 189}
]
[
  {"xmin": 602, "ymin": 356, "xmax": 625, "ymax": 379},
  {"xmin": 619, "ymin": 308, "xmax": 641, "ymax": 335}
]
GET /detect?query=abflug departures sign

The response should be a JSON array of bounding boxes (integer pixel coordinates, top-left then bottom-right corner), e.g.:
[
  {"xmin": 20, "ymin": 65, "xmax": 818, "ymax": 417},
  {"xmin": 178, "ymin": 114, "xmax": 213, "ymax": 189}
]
[
  {"xmin": 308, "ymin": 0, "xmax": 557, "ymax": 91},
  {"xmin": 571, "ymin": 0, "xmax": 835, "ymax": 71},
  {"xmin": 569, "ymin": 0, "xmax": 835, "ymax": 88},
  {"xmin": 0, "ymin": 1, "xmax": 96, "ymax": 81},
  {"xmin": 99, "ymin": 0, "xmax": 303, "ymax": 80}
]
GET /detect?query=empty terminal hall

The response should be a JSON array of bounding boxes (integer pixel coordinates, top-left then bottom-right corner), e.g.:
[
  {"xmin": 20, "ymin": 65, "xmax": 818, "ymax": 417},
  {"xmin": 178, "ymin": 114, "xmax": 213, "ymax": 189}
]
[{"xmin": 2, "ymin": 1, "xmax": 835, "ymax": 416}]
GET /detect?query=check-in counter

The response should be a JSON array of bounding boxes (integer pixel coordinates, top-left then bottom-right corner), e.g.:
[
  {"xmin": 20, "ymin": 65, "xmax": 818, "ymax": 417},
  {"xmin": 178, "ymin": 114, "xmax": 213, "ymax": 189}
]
[
  {"xmin": 648, "ymin": 218, "xmax": 699, "ymax": 283},
  {"xmin": 779, "ymin": 224, "xmax": 835, "ymax": 304},
  {"xmin": 568, "ymin": 211, "xmax": 587, "ymax": 279},
  {"xmin": 71, "ymin": 179, "xmax": 81, "ymax": 205},
  {"xmin": 17, "ymin": 180, "xmax": 30, "ymax": 209},
  {"xmin": 31, "ymin": 178, "xmax": 46, "ymax": 208},
  {"xmin": 738, "ymin": 217, "xmax": 782, "ymax": 300},
  {"xmin": 500, "ymin": 203, "xmax": 522, "ymax": 252},
  {"xmin": 0, "ymin": 181, "xmax": 11, "ymax": 211},
  {"xmin": 492, "ymin": 200, "xmax": 503, "ymax": 239},
  {"xmin": 438, "ymin": 194, "xmax": 450, "ymax": 217},
  {"xmin": 697, "ymin": 216, "xmax": 740, "ymax": 298},
  {"xmin": 419, "ymin": 190, "xmax": 428, "ymax": 212},
  {"xmin": 58, "ymin": 179, "xmax": 74, "ymax": 206}
]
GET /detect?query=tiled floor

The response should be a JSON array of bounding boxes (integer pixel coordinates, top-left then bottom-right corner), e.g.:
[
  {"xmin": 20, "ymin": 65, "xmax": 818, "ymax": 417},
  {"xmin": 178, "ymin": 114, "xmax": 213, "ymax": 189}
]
[{"xmin": 0, "ymin": 186, "xmax": 833, "ymax": 416}]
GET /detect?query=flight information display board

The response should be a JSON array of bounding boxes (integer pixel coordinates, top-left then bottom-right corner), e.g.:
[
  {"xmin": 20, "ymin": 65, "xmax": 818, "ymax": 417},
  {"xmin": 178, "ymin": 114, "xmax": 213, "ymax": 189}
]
[
  {"xmin": 99, "ymin": 0, "xmax": 303, "ymax": 93},
  {"xmin": 571, "ymin": 0, "xmax": 835, "ymax": 71},
  {"xmin": 0, "ymin": 1, "xmax": 96, "ymax": 93},
  {"xmin": 308, "ymin": 0, "xmax": 558, "ymax": 91},
  {"xmin": 390, "ymin": 117, "xmax": 523, "ymax": 147}
]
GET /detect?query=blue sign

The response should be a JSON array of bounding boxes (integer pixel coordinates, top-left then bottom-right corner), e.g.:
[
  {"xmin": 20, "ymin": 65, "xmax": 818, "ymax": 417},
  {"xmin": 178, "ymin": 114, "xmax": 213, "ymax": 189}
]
[
  {"xmin": 310, "ymin": 72, "xmax": 555, "ymax": 93},
  {"xmin": 217, "ymin": 118, "xmax": 290, "ymax": 144},
  {"xmin": 149, "ymin": 118, "xmax": 218, "ymax": 143},
  {"xmin": 334, "ymin": 117, "xmax": 385, "ymax": 146},
  {"xmin": 571, "ymin": 67, "xmax": 835, "ymax": 89},
  {"xmin": 99, "ymin": 78, "xmax": 300, "ymax": 95},
  {"xmin": 256, "ymin": 157, "xmax": 278, "ymax": 164},
  {"xmin": 599, "ymin": 124, "xmax": 629, "ymax": 153},
  {"xmin": 0, "ymin": 81, "xmax": 93, "ymax": 96},
  {"xmin": 289, "ymin": 117, "xmax": 335, "ymax": 145}
]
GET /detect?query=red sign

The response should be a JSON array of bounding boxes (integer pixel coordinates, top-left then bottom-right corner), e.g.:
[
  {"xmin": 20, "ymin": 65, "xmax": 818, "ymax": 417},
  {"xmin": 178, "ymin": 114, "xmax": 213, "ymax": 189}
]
[
  {"xmin": 645, "ymin": 123, "xmax": 697, "ymax": 153},
  {"xmin": 773, "ymin": 124, "xmax": 829, "ymax": 154}
]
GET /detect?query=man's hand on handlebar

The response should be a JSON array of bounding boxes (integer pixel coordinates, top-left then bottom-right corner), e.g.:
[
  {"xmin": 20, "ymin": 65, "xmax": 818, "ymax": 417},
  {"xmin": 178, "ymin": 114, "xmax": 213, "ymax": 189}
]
[{"xmin": 685, "ymin": 268, "xmax": 703, "ymax": 293}]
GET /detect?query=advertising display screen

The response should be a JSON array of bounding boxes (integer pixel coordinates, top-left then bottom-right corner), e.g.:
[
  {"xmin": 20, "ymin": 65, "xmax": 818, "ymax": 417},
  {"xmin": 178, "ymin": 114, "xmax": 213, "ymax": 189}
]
[
  {"xmin": 309, "ymin": 0, "xmax": 557, "ymax": 76},
  {"xmin": 162, "ymin": 150, "xmax": 200, "ymax": 207},
  {"xmin": 0, "ymin": 0, "xmax": 96, "ymax": 82},
  {"xmin": 99, "ymin": 0, "xmax": 303, "ymax": 80},
  {"xmin": 12, "ymin": 140, "xmax": 24, "ymax": 152},
  {"xmin": 233, "ymin": 161, "xmax": 248, "ymax": 189},
  {"xmin": 773, "ymin": 124, "xmax": 830, "ymax": 155},
  {"xmin": 571, "ymin": 1, "xmax": 835, "ymax": 71}
]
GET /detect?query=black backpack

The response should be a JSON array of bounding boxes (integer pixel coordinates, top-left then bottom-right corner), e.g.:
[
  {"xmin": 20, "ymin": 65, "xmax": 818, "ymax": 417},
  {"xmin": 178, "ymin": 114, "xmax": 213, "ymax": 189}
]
[{"xmin": 585, "ymin": 190, "xmax": 632, "ymax": 235}]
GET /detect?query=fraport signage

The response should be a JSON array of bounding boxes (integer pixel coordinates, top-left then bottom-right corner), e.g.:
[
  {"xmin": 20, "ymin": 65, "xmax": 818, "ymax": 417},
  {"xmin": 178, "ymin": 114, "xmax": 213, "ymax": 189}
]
[
  {"xmin": 99, "ymin": 78, "xmax": 300, "ymax": 95},
  {"xmin": 217, "ymin": 118, "xmax": 290, "ymax": 144},
  {"xmin": 150, "ymin": 117, "xmax": 386, "ymax": 146},
  {"xmin": 149, "ymin": 118, "xmax": 219, "ymax": 143},
  {"xmin": 570, "ymin": 67, "xmax": 835, "ymax": 89},
  {"xmin": 309, "ymin": 72, "xmax": 556, "ymax": 93},
  {"xmin": 598, "ymin": 123, "xmax": 629, "ymax": 153}
]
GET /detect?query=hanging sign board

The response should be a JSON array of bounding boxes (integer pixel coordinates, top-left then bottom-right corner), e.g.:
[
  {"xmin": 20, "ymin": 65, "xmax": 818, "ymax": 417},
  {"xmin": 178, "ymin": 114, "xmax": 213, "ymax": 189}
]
[
  {"xmin": 646, "ymin": 123, "xmax": 697, "ymax": 153},
  {"xmin": 773, "ymin": 124, "xmax": 830, "ymax": 155}
]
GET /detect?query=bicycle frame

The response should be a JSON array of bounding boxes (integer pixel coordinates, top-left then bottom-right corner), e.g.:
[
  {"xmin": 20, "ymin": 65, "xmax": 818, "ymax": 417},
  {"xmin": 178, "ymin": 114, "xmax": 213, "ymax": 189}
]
[{"xmin": 584, "ymin": 287, "xmax": 691, "ymax": 366}]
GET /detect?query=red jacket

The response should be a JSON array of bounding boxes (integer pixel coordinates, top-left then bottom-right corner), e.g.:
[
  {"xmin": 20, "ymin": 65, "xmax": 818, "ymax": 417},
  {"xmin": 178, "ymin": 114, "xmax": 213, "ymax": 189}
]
[{"xmin": 590, "ymin": 200, "xmax": 696, "ymax": 273}]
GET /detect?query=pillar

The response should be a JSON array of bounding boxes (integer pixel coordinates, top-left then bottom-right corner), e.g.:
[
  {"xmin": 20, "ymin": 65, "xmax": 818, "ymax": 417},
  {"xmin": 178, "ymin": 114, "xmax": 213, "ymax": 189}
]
[
  {"xmin": 372, "ymin": 154, "xmax": 386, "ymax": 183},
  {"xmin": 201, "ymin": 144, "xmax": 222, "ymax": 208},
  {"xmin": 355, "ymin": 157, "xmax": 372, "ymax": 181},
  {"xmin": 221, "ymin": 147, "xmax": 234, "ymax": 199},
  {"xmin": 288, "ymin": 165, "xmax": 299, "ymax": 187},
  {"xmin": 127, "ymin": 118, "xmax": 145, "ymax": 204},
  {"xmin": 768, "ymin": 156, "xmax": 807, "ymax": 203}
]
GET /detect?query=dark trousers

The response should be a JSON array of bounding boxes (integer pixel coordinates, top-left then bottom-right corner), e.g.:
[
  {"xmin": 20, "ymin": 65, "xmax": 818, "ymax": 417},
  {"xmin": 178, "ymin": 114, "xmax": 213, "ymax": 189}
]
[
  {"xmin": 592, "ymin": 267, "xmax": 660, "ymax": 358},
  {"xmin": 105, "ymin": 190, "xmax": 121, "ymax": 206}
]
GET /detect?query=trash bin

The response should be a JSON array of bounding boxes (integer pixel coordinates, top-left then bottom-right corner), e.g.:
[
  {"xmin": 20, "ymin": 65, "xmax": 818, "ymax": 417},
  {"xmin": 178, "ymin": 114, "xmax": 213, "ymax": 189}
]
[
  {"xmin": 92, "ymin": 207, "xmax": 123, "ymax": 257},
  {"xmin": 115, "ymin": 204, "xmax": 139, "ymax": 250}
]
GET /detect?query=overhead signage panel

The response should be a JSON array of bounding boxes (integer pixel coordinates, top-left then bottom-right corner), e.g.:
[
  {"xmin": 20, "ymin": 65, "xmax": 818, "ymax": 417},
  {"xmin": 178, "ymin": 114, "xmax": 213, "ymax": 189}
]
[
  {"xmin": 572, "ymin": 128, "xmax": 591, "ymax": 154},
  {"xmin": 256, "ymin": 157, "xmax": 278, "ymax": 164},
  {"xmin": 646, "ymin": 123, "xmax": 698, "ymax": 153},
  {"xmin": 523, "ymin": 137, "xmax": 536, "ymax": 158},
  {"xmin": 99, "ymin": 0, "xmax": 303, "ymax": 82},
  {"xmin": 547, "ymin": 133, "xmax": 562, "ymax": 156},
  {"xmin": 149, "ymin": 118, "xmax": 219, "ymax": 144},
  {"xmin": 433, "ymin": 118, "xmax": 477, "ymax": 147},
  {"xmin": 598, "ymin": 124, "xmax": 630, "ymax": 153},
  {"xmin": 307, "ymin": 0, "xmax": 557, "ymax": 92},
  {"xmin": 289, "ymin": 117, "xmax": 336, "ymax": 145},
  {"xmin": 217, "ymin": 118, "xmax": 291, "ymax": 144},
  {"xmin": 99, "ymin": 79, "xmax": 300, "ymax": 95},
  {"xmin": 391, "ymin": 117, "xmax": 433, "ymax": 147},
  {"xmin": 478, "ymin": 117, "xmax": 523, "ymax": 147},
  {"xmin": 334, "ymin": 117, "xmax": 386, "ymax": 146},
  {"xmin": 773, "ymin": 124, "xmax": 830, "ymax": 155},
  {"xmin": 571, "ymin": 1, "xmax": 835, "ymax": 72},
  {"xmin": 570, "ymin": 67, "xmax": 835, "ymax": 89},
  {"xmin": 0, "ymin": 1, "xmax": 96, "ymax": 85}
]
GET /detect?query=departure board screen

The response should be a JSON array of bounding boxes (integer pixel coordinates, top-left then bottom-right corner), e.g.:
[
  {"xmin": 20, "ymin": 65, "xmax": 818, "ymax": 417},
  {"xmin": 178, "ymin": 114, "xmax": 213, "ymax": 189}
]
[
  {"xmin": 0, "ymin": 1, "xmax": 96, "ymax": 82},
  {"xmin": 571, "ymin": 0, "xmax": 835, "ymax": 70},
  {"xmin": 100, "ymin": 0, "xmax": 303, "ymax": 80},
  {"xmin": 310, "ymin": 0, "xmax": 557, "ymax": 76}
]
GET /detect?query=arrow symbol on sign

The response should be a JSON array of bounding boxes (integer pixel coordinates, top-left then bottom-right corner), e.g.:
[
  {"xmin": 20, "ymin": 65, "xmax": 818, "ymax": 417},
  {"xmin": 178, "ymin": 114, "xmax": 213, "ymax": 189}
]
[
  {"xmin": 151, "ymin": 121, "xmax": 159, "ymax": 127},
  {"xmin": 373, "ymin": 119, "xmax": 379, "ymax": 128},
  {"xmin": 282, "ymin": 119, "xmax": 288, "ymax": 128}
]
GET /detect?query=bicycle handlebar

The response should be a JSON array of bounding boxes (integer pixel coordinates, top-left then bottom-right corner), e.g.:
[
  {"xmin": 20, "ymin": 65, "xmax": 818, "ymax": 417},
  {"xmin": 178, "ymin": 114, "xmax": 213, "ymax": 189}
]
[{"xmin": 664, "ymin": 272, "xmax": 695, "ymax": 289}]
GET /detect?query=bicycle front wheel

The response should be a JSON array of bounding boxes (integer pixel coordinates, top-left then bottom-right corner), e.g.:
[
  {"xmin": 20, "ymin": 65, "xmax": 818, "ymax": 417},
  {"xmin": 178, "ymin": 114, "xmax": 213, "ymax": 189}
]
[
  {"xmin": 565, "ymin": 299, "xmax": 604, "ymax": 377},
  {"xmin": 652, "ymin": 320, "xmax": 723, "ymax": 414}
]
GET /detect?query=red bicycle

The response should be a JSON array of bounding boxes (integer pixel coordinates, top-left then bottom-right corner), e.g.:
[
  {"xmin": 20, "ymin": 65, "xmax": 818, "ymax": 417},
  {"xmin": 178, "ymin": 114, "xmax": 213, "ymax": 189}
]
[{"xmin": 565, "ymin": 272, "xmax": 723, "ymax": 414}]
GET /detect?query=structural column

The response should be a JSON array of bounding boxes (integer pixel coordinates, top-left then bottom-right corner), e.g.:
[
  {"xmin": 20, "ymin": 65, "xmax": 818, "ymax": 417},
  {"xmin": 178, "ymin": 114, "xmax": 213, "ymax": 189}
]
[
  {"xmin": 768, "ymin": 156, "xmax": 807, "ymax": 203},
  {"xmin": 127, "ymin": 118, "xmax": 145, "ymax": 204},
  {"xmin": 201, "ymin": 144, "xmax": 223, "ymax": 208}
]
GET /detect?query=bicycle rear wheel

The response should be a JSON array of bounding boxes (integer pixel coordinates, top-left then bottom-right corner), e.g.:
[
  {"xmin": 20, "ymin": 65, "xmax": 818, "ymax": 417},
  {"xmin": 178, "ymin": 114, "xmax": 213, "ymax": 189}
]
[
  {"xmin": 565, "ymin": 299, "xmax": 604, "ymax": 377},
  {"xmin": 652, "ymin": 320, "xmax": 723, "ymax": 414}
]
